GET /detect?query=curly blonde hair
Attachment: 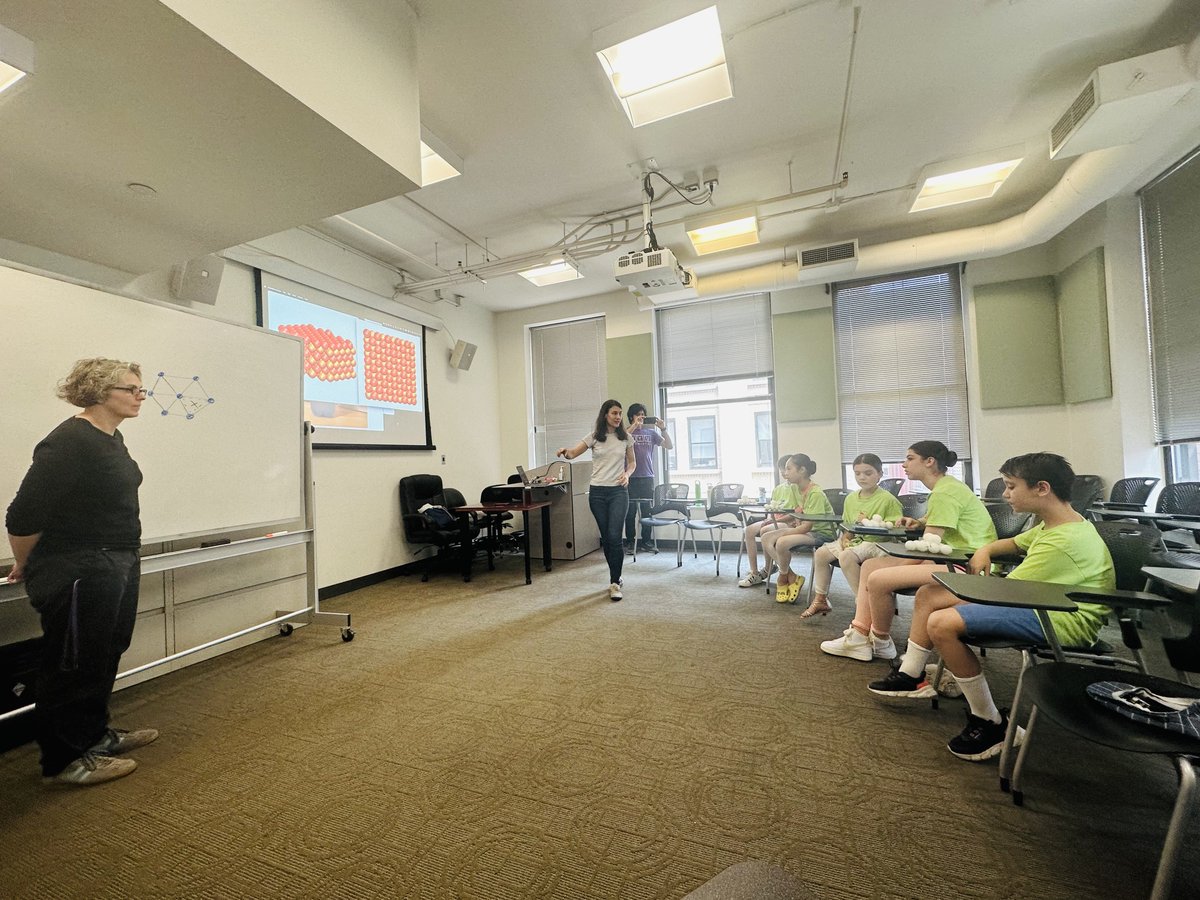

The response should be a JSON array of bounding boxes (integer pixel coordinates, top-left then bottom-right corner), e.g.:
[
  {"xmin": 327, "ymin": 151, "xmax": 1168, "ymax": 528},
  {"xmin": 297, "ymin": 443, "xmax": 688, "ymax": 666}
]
[{"xmin": 56, "ymin": 358, "xmax": 142, "ymax": 408}]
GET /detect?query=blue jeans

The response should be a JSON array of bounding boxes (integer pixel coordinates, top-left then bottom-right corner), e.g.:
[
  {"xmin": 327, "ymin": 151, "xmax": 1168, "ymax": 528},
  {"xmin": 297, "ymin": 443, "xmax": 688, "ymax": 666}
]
[{"xmin": 589, "ymin": 485, "xmax": 629, "ymax": 584}]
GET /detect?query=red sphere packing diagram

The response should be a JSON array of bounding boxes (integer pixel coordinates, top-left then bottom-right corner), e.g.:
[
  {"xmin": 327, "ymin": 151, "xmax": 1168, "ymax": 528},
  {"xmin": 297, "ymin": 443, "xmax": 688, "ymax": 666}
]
[
  {"xmin": 363, "ymin": 329, "xmax": 418, "ymax": 404},
  {"xmin": 278, "ymin": 324, "xmax": 356, "ymax": 382}
]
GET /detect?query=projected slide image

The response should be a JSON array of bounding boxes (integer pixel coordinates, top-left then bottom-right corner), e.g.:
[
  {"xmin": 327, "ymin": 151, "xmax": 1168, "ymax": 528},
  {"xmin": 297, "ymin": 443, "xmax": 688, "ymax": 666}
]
[
  {"xmin": 363, "ymin": 328, "xmax": 418, "ymax": 405},
  {"xmin": 278, "ymin": 324, "xmax": 356, "ymax": 383}
]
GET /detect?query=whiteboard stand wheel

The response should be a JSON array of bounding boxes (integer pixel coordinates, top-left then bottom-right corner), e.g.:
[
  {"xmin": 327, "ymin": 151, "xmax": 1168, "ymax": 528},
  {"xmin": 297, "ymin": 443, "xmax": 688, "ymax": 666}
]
[
  {"xmin": 341, "ymin": 628, "xmax": 355, "ymax": 642},
  {"xmin": 279, "ymin": 623, "xmax": 294, "ymax": 637}
]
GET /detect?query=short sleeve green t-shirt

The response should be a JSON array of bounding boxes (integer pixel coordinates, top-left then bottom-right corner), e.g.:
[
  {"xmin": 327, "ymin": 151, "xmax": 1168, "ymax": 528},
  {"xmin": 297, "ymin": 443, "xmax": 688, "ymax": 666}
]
[
  {"xmin": 1009, "ymin": 520, "xmax": 1116, "ymax": 648},
  {"xmin": 924, "ymin": 475, "xmax": 997, "ymax": 549},
  {"xmin": 771, "ymin": 483, "xmax": 801, "ymax": 506},
  {"xmin": 795, "ymin": 482, "xmax": 836, "ymax": 538},
  {"xmin": 843, "ymin": 489, "xmax": 904, "ymax": 544}
]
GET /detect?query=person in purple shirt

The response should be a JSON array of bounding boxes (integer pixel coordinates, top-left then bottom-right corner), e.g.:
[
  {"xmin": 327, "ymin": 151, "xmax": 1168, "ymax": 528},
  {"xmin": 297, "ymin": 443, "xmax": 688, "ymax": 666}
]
[{"xmin": 624, "ymin": 403, "xmax": 673, "ymax": 553}]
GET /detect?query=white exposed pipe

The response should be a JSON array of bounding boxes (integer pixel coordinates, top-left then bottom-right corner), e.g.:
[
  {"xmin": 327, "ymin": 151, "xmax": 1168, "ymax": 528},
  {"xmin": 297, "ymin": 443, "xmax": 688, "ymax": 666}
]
[{"xmin": 698, "ymin": 38, "xmax": 1200, "ymax": 299}]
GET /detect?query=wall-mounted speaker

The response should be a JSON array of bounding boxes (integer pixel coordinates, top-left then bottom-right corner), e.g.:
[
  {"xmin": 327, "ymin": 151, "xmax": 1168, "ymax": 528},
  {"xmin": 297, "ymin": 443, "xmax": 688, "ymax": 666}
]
[
  {"xmin": 169, "ymin": 254, "xmax": 224, "ymax": 305},
  {"xmin": 449, "ymin": 340, "xmax": 477, "ymax": 370}
]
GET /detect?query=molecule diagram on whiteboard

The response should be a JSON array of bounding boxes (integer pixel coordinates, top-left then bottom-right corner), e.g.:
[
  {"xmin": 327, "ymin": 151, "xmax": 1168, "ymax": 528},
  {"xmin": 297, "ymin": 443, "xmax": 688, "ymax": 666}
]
[{"xmin": 146, "ymin": 373, "xmax": 215, "ymax": 420}]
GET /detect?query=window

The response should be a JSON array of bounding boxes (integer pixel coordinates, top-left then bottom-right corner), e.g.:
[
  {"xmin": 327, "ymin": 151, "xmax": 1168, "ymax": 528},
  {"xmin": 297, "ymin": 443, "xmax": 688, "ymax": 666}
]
[
  {"xmin": 833, "ymin": 265, "xmax": 971, "ymax": 482},
  {"xmin": 657, "ymin": 294, "xmax": 776, "ymax": 496},
  {"xmin": 1140, "ymin": 144, "xmax": 1200, "ymax": 480},
  {"xmin": 755, "ymin": 411, "xmax": 772, "ymax": 467},
  {"xmin": 665, "ymin": 417, "xmax": 678, "ymax": 471},
  {"xmin": 688, "ymin": 416, "xmax": 717, "ymax": 468},
  {"xmin": 529, "ymin": 317, "xmax": 607, "ymax": 465}
]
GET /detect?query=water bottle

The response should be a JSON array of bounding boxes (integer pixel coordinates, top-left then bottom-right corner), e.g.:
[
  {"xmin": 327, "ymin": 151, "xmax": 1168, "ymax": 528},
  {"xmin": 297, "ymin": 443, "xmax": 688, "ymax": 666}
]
[
  {"xmin": 758, "ymin": 486, "xmax": 767, "ymax": 503},
  {"xmin": 694, "ymin": 480, "xmax": 701, "ymax": 501}
]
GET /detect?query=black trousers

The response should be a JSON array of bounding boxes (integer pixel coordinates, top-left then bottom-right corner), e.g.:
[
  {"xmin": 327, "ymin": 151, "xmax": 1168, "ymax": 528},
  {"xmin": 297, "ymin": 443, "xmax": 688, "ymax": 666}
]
[
  {"xmin": 588, "ymin": 485, "xmax": 629, "ymax": 584},
  {"xmin": 25, "ymin": 547, "xmax": 140, "ymax": 776},
  {"xmin": 624, "ymin": 476, "xmax": 654, "ymax": 543}
]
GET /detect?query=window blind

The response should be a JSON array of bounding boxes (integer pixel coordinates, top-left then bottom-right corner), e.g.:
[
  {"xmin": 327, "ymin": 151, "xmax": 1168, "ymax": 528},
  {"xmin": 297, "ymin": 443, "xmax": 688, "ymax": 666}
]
[
  {"xmin": 833, "ymin": 266, "xmax": 970, "ymax": 463},
  {"xmin": 657, "ymin": 294, "xmax": 772, "ymax": 385},
  {"xmin": 530, "ymin": 317, "xmax": 607, "ymax": 464},
  {"xmin": 1140, "ymin": 145, "xmax": 1200, "ymax": 445}
]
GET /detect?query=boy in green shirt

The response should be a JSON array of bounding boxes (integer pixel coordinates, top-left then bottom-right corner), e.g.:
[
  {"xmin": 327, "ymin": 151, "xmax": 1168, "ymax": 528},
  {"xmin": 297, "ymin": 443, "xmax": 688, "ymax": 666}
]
[{"xmin": 867, "ymin": 452, "xmax": 1115, "ymax": 762}]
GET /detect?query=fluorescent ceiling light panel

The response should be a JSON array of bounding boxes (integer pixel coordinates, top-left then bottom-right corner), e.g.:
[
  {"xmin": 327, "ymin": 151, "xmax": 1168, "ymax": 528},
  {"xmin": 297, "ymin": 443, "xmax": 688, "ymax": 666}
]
[
  {"xmin": 420, "ymin": 141, "xmax": 460, "ymax": 186},
  {"xmin": 0, "ymin": 23, "xmax": 35, "ymax": 96},
  {"xmin": 686, "ymin": 212, "xmax": 759, "ymax": 255},
  {"xmin": 910, "ymin": 158, "xmax": 1023, "ymax": 213},
  {"xmin": 517, "ymin": 258, "xmax": 583, "ymax": 287},
  {"xmin": 596, "ymin": 6, "xmax": 732, "ymax": 127}
]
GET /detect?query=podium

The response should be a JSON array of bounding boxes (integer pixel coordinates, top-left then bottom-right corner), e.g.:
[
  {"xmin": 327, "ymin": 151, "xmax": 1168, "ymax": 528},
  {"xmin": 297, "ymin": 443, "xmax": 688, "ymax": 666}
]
[{"xmin": 524, "ymin": 460, "xmax": 600, "ymax": 560}]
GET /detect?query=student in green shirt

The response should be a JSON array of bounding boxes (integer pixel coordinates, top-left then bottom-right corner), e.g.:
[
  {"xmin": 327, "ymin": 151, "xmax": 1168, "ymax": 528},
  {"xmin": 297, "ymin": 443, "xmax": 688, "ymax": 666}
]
[
  {"xmin": 804, "ymin": 453, "xmax": 903, "ymax": 619},
  {"xmin": 820, "ymin": 441, "xmax": 997, "ymax": 662},
  {"xmin": 738, "ymin": 455, "xmax": 800, "ymax": 588},
  {"xmin": 762, "ymin": 453, "xmax": 835, "ymax": 604},
  {"xmin": 867, "ymin": 452, "xmax": 1116, "ymax": 762}
]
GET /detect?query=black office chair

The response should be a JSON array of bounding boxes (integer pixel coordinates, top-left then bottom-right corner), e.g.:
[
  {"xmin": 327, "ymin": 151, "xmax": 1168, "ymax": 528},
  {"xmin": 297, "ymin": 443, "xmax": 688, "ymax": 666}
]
[
  {"xmin": 1154, "ymin": 482, "xmax": 1200, "ymax": 550},
  {"xmin": 679, "ymin": 483, "xmax": 744, "ymax": 575},
  {"xmin": 899, "ymin": 493, "xmax": 928, "ymax": 521},
  {"xmin": 398, "ymin": 474, "xmax": 483, "ymax": 582},
  {"xmin": 480, "ymin": 484, "xmax": 523, "ymax": 554},
  {"xmin": 824, "ymin": 488, "xmax": 852, "ymax": 516},
  {"xmin": 984, "ymin": 477, "xmax": 1006, "ymax": 500},
  {"xmin": 1100, "ymin": 476, "xmax": 1160, "ymax": 511},
  {"xmin": 987, "ymin": 503, "xmax": 1034, "ymax": 541},
  {"xmin": 1069, "ymin": 474, "xmax": 1105, "ymax": 516},
  {"xmin": 999, "ymin": 576, "xmax": 1200, "ymax": 900},
  {"xmin": 879, "ymin": 477, "xmax": 906, "ymax": 496},
  {"xmin": 638, "ymin": 483, "xmax": 691, "ymax": 558}
]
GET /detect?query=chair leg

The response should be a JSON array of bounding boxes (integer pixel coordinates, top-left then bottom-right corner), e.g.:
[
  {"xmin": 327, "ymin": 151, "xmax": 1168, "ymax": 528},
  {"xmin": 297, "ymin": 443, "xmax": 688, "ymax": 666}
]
[
  {"xmin": 929, "ymin": 658, "xmax": 946, "ymax": 711},
  {"xmin": 1009, "ymin": 704, "xmax": 1040, "ymax": 806},
  {"xmin": 999, "ymin": 650, "xmax": 1034, "ymax": 791},
  {"xmin": 1151, "ymin": 757, "xmax": 1197, "ymax": 900}
]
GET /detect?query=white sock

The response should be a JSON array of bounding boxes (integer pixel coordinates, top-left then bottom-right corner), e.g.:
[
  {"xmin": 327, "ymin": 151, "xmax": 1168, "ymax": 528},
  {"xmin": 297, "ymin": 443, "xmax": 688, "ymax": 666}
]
[
  {"xmin": 956, "ymin": 672, "xmax": 1001, "ymax": 724},
  {"xmin": 899, "ymin": 641, "xmax": 933, "ymax": 679}
]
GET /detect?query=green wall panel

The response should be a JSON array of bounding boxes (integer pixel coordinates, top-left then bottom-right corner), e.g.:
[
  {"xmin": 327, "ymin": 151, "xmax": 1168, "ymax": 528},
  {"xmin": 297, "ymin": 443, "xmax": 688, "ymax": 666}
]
[
  {"xmin": 773, "ymin": 308, "xmax": 836, "ymax": 422},
  {"xmin": 1056, "ymin": 247, "xmax": 1112, "ymax": 403},
  {"xmin": 974, "ymin": 276, "xmax": 1063, "ymax": 408},
  {"xmin": 605, "ymin": 333, "xmax": 655, "ymax": 416}
]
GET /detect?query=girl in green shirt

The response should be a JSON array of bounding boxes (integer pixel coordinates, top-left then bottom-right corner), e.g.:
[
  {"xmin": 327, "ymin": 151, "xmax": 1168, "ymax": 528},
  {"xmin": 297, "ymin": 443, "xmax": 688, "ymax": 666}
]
[
  {"xmin": 804, "ymin": 453, "xmax": 903, "ymax": 619},
  {"xmin": 763, "ymin": 453, "xmax": 835, "ymax": 604},
  {"xmin": 820, "ymin": 441, "xmax": 996, "ymax": 662}
]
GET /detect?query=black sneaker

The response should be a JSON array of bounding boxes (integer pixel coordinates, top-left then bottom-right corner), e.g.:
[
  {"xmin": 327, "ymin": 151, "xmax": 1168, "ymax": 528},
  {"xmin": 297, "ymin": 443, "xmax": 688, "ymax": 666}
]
[
  {"xmin": 636, "ymin": 541, "xmax": 656, "ymax": 554},
  {"xmin": 868, "ymin": 669, "xmax": 938, "ymax": 700},
  {"xmin": 947, "ymin": 710, "xmax": 1009, "ymax": 761},
  {"xmin": 623, "ymin": 542, "xmax": 635, "ymax": 556}
]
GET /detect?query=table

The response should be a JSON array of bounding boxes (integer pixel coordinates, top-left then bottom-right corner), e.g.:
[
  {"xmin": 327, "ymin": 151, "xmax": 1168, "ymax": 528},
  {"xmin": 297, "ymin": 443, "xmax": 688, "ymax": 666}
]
[
  {"xmin": 845, "ymin": 523, "xmax": 920, "ymax": 539},
  {"xmin": 878, "ymin": 539, "xmax": 973, "ymax": 566},
  {"xmin": 1142, "ymin": 566, "xmax": 1200, "ymax": 596},
  {"xmin": 933, "ymin": 572, "xmax": 1078, "ymax": 661},
  {"xmin": 454, "ymin": 500, "xmax": 552, "ymax": 585}
]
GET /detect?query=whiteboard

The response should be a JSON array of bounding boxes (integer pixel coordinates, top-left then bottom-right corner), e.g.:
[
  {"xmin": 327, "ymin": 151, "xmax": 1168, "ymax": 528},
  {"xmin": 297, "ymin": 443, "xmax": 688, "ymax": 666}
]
[{"xmin": 0, "ymin": 264, "xmax": 304, "ymax": 544}]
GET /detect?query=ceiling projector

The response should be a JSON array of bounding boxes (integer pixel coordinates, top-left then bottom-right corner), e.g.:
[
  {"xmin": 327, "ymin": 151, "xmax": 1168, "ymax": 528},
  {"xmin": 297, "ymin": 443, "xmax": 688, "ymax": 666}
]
[{"xmin": 614, "ymin": 248, "xmax": 695, "ymax": 295}]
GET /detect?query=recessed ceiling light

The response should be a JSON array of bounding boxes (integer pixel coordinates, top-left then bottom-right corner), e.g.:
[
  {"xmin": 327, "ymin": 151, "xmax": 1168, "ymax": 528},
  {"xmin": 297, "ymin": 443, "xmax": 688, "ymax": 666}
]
[
  {"xmin": 0, "ymin": 23, "xmax": 35, "ymax": 97},
  {"xmin": 517, "ymin": 258, "xmax": 583, "ymax": 287},
  {"xmin": 910, "ymin": 157, "xmax": 1023, "ymax": 213},
  {"xmin": 420, "ymin": 141, "xmax": 460, "ymax": 186},
  {"xmin": 595, "ymin": 6, "xmax": 732, "ymax": 127},
  {"xmin": 686, "ymin": 210, "xmax": 759, "ymax": 255}
]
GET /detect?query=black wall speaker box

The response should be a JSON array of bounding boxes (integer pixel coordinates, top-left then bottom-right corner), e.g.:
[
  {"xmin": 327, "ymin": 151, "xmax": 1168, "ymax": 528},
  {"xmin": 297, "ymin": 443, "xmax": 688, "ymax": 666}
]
[
  {"xmin": 169, "ymin": 254, "xmax": 224, "ymax": 305},
  {"xmin": 449, "ymin": 340, "xmax": 477, "ymax": 370}
]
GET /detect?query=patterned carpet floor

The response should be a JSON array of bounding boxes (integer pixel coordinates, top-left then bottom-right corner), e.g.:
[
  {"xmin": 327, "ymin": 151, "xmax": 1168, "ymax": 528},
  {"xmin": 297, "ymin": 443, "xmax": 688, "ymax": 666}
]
[{"xmin": 1, "ymin": 547, "xmax": 1195, "ymax": 898}]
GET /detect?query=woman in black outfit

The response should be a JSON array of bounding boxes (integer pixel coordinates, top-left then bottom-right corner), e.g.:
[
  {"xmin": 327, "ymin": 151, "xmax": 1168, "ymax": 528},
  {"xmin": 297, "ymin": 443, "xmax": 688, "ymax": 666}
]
[{"xmin": 5, "ymin": 358, "xmax": 157, "ymax": 785}]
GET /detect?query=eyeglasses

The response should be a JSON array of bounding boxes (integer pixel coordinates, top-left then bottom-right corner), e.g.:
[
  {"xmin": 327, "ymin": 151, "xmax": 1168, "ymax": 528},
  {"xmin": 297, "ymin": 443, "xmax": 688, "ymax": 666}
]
[{"xmin": 111, "ymin": 386, "xmax": 148, "ymax": 398}]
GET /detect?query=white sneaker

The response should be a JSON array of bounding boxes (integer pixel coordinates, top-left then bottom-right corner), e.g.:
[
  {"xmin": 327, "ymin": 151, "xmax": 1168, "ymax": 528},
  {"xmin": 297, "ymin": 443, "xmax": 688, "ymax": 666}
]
[
  {"xmin": 872, "ymin": 633, "xmax": 897, "ymax": 660},
  {"xmin": 609, "ymin": 583, "xmax": 623, "ymax": 601},
  {"xmin": 738, "ymin": 571, "xmax": 765, "ymax": 588},
  {"xmin": 820, "ymin": 627, "xmax": 873, "ymax": 661},
  {"xmin": 45, "ymin": 752, "xmax": 137, "ymax": 786}
]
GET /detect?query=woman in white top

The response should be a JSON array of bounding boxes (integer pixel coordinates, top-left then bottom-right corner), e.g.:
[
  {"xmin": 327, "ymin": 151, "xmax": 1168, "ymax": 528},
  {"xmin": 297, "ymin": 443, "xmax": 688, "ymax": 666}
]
[{"xmin": 556, "ymin": 399, "xmax": 635, "ymax": 601}]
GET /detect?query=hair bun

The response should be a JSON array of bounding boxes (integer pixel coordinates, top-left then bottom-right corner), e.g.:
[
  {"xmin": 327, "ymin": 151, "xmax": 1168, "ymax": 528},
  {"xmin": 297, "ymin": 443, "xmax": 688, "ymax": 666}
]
[{"xmin": 945, "ymin": 450, "xmax": 959, "ymax": 467}]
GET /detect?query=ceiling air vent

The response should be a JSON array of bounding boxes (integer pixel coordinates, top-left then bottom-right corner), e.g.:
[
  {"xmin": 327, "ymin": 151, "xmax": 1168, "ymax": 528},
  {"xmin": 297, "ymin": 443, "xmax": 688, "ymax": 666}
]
[
  {"xmin": 1049, "ymin": 45, "xmax": 1196, "ymax": 160},
  {"xmin": 798, "ymin": 239, "xmax": 858, "ymax": 271}
]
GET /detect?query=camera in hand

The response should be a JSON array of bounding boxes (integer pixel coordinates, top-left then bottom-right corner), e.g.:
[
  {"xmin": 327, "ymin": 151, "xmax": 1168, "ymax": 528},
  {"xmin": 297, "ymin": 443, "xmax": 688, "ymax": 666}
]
[{"xmin": 643, "ymin": 416, "xmax": 658, "ymax": 426}]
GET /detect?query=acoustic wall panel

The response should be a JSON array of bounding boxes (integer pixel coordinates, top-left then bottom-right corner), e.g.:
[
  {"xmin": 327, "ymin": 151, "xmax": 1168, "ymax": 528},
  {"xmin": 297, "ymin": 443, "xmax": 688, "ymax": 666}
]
[{"xmin": 974, "ymin": 277, "xmax": 1064, "ymax": 408}]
